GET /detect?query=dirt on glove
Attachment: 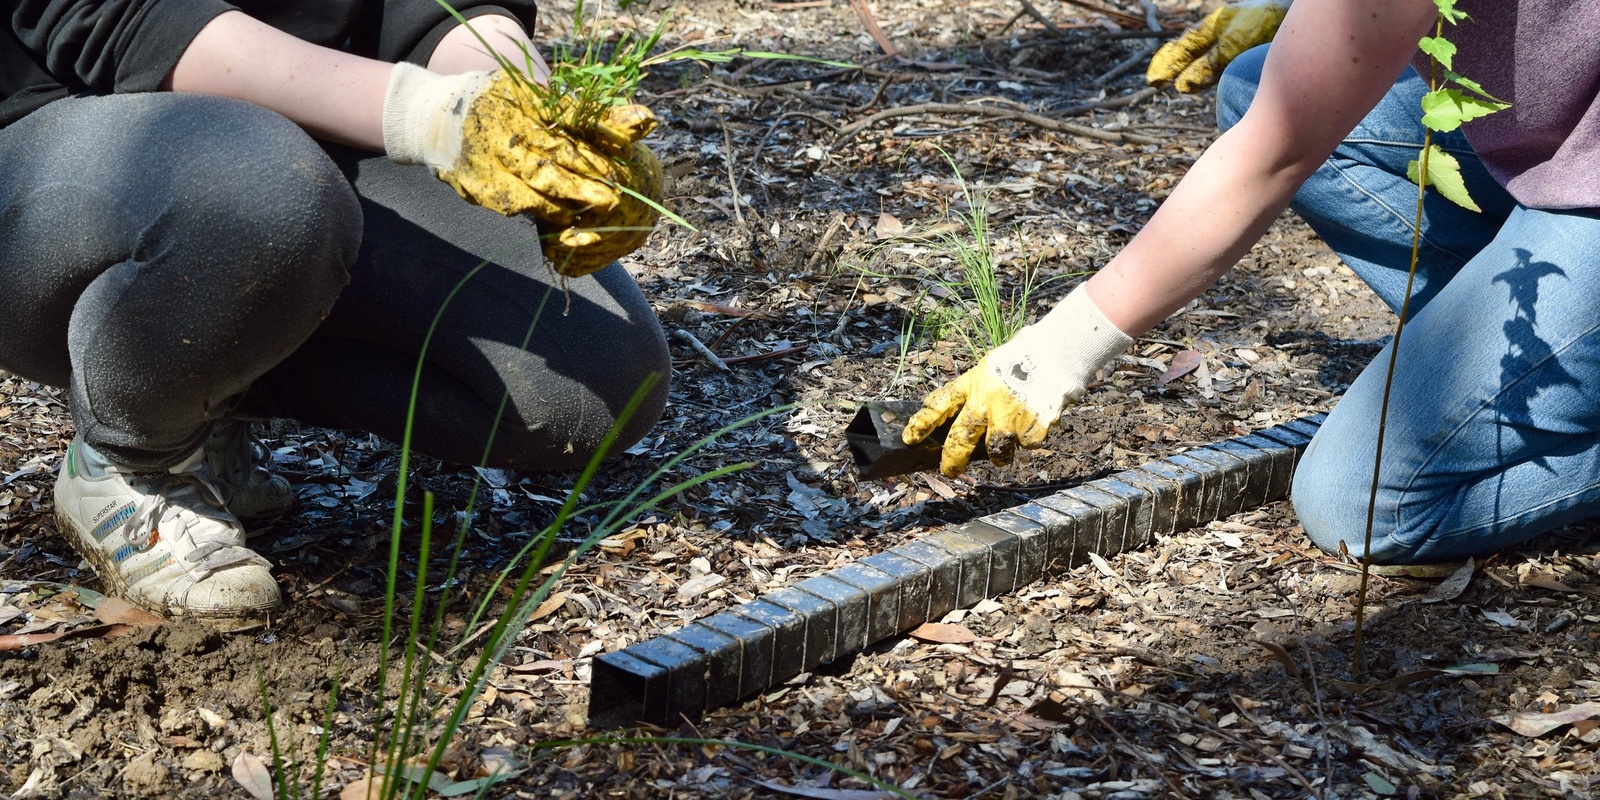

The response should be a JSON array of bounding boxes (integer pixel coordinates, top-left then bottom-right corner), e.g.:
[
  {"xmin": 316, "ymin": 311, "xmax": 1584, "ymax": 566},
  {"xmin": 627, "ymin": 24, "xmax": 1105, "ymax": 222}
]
[{"xmin": 444, "ymin": 75, "xmax": 666, "ymax": 278}]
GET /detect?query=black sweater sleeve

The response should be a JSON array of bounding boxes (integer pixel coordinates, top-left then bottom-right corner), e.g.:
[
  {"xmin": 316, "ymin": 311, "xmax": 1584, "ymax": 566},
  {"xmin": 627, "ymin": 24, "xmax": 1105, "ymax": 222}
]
[
  {"xmin": 0, "ymin": 0, "xmax": 540, "ymax": 130},
  {"xmin": 8, "ymin": 0, "xmax": 237, "ymax": 94},
  {"xmin": 347, "ymin": 1, "xmax": 539, "ymax": 65}
]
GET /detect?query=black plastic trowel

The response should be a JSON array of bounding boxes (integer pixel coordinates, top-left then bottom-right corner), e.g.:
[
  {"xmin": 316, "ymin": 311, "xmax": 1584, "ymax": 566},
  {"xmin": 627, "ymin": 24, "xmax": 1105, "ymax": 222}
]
[{"xmin": 845, "ymin": 400, "xmax": 985, "ymax": 480}]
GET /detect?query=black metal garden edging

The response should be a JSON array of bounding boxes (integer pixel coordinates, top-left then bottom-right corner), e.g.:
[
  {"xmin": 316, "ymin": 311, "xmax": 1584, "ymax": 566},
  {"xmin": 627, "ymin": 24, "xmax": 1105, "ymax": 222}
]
[{"xmin": 587, "ymin": 414, "xmax": 1326, "ymax": 727}]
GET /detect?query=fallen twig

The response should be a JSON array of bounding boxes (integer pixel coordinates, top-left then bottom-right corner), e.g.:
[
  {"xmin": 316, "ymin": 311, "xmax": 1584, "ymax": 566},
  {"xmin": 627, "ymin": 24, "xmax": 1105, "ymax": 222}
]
[
  {"xmin": 848, "ymin": 0, "xmax": 897, "ymax": 57},
  {"xmin": 1092, "ymin": 28, "xmax": 1182, "ymax": 40},
  {"xmin": 1056, "ymin": 86, "xmax": 1161, "ymax": 116},
  {"xmin": 674, "ymin": 330, "xmax": 729, "ymax": 371},
  {"xmin": 1015, "ymin": 0, "xmax": 1063, "ymax": 34},
  {"xmin": 835, "ymin": 100, "xmax": 1161, "ymax": 144},
  {"xmin": 853, "ymin": 73, "xmax": 896, "ymax": 113},
  {"xmin": 1139, "ymin": 0, "xmax": 1160, "ymax": 32},
  {"xmin": 801, "ymin": 214, "xmax": 846, "ymax": 276},
  {"xmin": 717, "ymin": 111, "xmax": 745, "ymax": 226},
  {"xmin": 1093, "ymin": 41, "xmax": 1159, "ymax": 86},
  {"xmin": 1091, "ymin": 708, "xmax": 1193, "ymax": 800},
  {"xmin": 709, "ymin": 315, "xmax": 754, "ymax": 351},
  {"xmin": 723, "ymin": 344, "xmax": 810, "ymax": 365},
  {"xmin": 1057, "ymin": 0, "xmax": 1147, "ymax": 29},
  {"xmin": 742, "ymin": 110, "xmax": 842, "ymax": 190}
]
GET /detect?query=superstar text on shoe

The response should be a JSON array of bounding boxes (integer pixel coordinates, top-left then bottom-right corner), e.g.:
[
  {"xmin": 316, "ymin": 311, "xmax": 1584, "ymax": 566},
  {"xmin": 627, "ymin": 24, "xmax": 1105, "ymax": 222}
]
[{"xmin": 53, "ymin": 438, "xmax": 281, "ymax": 628}]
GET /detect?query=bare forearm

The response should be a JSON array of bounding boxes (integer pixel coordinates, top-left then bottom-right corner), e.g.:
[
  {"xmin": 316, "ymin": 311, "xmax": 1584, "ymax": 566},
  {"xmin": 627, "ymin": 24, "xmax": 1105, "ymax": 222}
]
[
  {"xmin": 429, "ymin": 15, "xmax": 549, "ymax": 81},
  {"xmin": 165, "ymin": 12, "xmax": 389, "ymax": 149},
  {"xmin": 164, "ymin": 12, "xmax": 541, "ymax": 152},
  {"xmin": 1086, "ymin": 129, "xmax": 1309, "ymax": 336},
  {"xmin": 1083, "ymin": 0, "xmax": 1437, "ymax": 338}
]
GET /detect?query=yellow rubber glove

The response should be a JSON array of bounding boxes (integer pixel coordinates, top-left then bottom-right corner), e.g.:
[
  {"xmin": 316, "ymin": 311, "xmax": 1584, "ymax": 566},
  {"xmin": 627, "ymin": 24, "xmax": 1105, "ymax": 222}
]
[
  {"xmin": 902, "ymin": 285, "xmax": 1134, "ymax": 477},
  {"xmin": 537, "ymin": 103, "xmax": 664, "ymax": 277},
  {"xmin": 1146, "ymin": 0, "xmax": 1288, "ymax": 94},
  {"xmin": 383, "ymin": 64, "xmax": 664, "ymax": 277}
]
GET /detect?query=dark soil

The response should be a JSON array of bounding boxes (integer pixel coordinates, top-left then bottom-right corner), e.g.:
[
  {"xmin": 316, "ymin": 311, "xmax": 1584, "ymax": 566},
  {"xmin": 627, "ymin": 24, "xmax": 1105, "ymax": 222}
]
[{"xmin": 4, "ymin": 1, "xmax": 1599, "ymax": 798}]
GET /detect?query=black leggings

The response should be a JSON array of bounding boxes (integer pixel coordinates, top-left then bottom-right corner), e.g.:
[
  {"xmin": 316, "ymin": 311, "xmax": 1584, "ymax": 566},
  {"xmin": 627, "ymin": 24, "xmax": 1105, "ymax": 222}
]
[{"xmin": 0, "ymin": 92, "xmax": 670, "ymax": 471}]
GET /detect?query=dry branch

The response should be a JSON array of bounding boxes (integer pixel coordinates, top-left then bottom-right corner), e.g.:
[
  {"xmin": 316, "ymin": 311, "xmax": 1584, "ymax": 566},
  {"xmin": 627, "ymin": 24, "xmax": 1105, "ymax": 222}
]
[
  {"xmin": 674, "ymin": 330, "xmax": 728, "ymax": 371},
  {"xmin": 835, "ymin": 97, "xmax": 1161, "ymax": 144},
  {"xmin": 1057, "ymin": 0, "xmax": 1147, "ymax": 28},
  {"xmin": 848, "ymin": 0, "xmax": 897, "ymax": 57}
]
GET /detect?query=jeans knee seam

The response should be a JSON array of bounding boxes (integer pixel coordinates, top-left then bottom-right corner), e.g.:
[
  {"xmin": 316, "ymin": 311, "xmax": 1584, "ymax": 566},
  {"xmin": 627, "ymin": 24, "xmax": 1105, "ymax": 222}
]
[
  {"xmin": 1341, "ymin": 136, "xmax": 1476, "ymax": 156},
  {"xmin": 1434, "ymin": 483, "xmax": 1598, "ymax": 544},
  {"xmin": 1325, "ymin": 159, "xmax": 1475, "ymax": 266}
]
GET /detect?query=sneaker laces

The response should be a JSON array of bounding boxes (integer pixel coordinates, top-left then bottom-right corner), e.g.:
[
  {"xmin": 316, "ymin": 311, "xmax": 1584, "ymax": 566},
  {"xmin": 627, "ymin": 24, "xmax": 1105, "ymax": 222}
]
[{"xmin": 116, "ymin": 466, "xmax": 269, "ymax": 577}]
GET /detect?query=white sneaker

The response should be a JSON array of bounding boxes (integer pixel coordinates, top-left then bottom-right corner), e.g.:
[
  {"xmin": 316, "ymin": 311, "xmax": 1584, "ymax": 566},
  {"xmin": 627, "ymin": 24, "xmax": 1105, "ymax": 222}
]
[
  {"xmin": 53, "ymin": 438, "xmax": 282, "ymax": 626},
  {"xmin": 206, "ymin": 419, "xmax": 294, "ymax": 520}
]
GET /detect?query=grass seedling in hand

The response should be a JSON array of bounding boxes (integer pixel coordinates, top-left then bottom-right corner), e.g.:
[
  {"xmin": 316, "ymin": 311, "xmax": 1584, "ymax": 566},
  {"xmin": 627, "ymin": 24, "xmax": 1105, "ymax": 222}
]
[{"xmin": 433, "ymin": 0, "xmax": 851, "ymax": 277}]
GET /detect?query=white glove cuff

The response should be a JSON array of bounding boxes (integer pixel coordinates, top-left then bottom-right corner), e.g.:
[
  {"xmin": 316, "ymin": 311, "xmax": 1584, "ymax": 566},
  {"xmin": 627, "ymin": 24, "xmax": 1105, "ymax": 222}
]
[
  {"xmin": 1035, "ymin": 283, "xmax": 1135, "ymax": 389},
  {"xmin": 383, "ymin": 63, "xmax": 490, "ymax": 168},
  {"xmin": 994, "ymin": 283, "xmax": 1134, "ymax": 413}
]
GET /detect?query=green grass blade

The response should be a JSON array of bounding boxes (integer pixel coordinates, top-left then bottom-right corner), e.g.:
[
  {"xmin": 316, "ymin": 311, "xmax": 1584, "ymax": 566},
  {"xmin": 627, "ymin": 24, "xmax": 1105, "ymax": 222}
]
[{"xmin": 614, "ymin": 185, "xmax": 695, "ymax": 231}]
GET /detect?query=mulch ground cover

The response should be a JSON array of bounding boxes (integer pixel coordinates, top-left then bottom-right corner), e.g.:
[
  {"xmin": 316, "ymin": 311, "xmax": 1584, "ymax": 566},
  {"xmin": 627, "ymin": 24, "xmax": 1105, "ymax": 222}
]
[{"xmin": 3, "ymin": 1, "xmax": 1599, "ymax": 797}]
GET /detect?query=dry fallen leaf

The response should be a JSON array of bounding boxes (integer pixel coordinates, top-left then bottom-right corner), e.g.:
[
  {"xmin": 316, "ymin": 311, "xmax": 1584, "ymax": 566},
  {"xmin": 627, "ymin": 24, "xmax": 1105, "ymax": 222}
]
[
  {"xmin": 1254, "ymin": 640, "xmax": 1302, "ymax": 680},
  {"xmin": 1423, "ymin": 558, "xmax": 1475, "ymax": 603},
  {"xmin": 94, "ymin": 597, "xmax": 164, "ymax": 627},
  {"xmin": 510, "ymin": 658, "xmax": 569, "ymax": 674},
  {"xmin": 678, "ymin": 572, "xmax": 725, "ymax": 600},
  {"xmin": 1087, "ymin": 552, "xmax": 1121, "ymax": 582},
  {"xmin": 527, "ymin": 592, "xmax": 567, "ymax": 623},
  {"xmin": 340, "ymin": 775, "xmax": 377, "ymax": 800},
  {"xmin": 1482, "ymin": 609, "xmax": 1528, "ymax": 629},
  {"xmin": 1156, "ymin": 350, "xmax": 1202, "ymax": 388},
  {"xmin": 908, "ymin": 622, "xmax": 978, "ymax": 644},
  {"xmin": 874, "ymin": 212, "xmax": 904, "ymax": 238},
  {"xmin": 1522, "ymin": 577, "xmax": 1577, "ymax": 594},
  {"xmin": 1494, "ymin": 701, "xmax": 1600, "ymax": 738},
  {"xmin": 0, "ymin": 622, "xmax": 138, "ymax": 651},
  {"xmin": 232, "ymin": 749, "xmax": 275, "ymax": 800}
]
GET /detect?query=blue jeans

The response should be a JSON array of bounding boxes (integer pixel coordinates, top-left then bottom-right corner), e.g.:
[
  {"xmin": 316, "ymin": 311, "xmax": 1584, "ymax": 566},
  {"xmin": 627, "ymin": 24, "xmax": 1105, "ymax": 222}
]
[{"xmin": 1217, "ymin": 46, "xmax": 1600, "ymax": 563}]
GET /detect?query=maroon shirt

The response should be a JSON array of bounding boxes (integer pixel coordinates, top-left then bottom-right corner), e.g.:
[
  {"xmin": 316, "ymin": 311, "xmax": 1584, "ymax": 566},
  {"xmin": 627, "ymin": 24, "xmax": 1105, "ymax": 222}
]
[{"xmin": 1422, "ymin": 1, "xmax": 1600, "ymax": 210}]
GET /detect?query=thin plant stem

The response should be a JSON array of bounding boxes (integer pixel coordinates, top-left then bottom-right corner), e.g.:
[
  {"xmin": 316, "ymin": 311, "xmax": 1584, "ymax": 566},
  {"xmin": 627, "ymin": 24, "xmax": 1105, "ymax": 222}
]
[
  {"xmin": 387, "ymin": 491, "xmax": 434, "ymax": 800},
  {"xmin": 370, "ymin": 257, "xmax": 489, "ymax": 783},
  {"xmin": 1354, "ymin": 16, "xmax": 1443, "ymax": 676}
]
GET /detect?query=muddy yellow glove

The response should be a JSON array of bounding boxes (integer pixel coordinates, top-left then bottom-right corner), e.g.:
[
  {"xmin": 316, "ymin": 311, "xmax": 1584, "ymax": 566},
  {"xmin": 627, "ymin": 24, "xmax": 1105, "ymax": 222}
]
[
  {"xmin": 382, "ymin": 64, "xmax": 663, "ymax": 277},
  {"xmin": 1147, "ymin": 0, "xmax": 1288, "ymax": 94},
  {"xmin": 902, "ymin": 285, "xmax": 1133, "ymax": 477}
]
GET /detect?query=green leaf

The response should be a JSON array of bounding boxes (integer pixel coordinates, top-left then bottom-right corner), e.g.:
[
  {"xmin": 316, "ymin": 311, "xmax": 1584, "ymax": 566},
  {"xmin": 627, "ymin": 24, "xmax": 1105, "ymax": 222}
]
[
  {"xmin": 1433, "ymin": 0, "xmax": 1469, "ymax": 24},
  {"xmin": 373, "ymin": 764, "xmax": 454, "ymax": 792},
  {"xmin": 1363, "ymin": 771, "xmax": 1399, "ymax": 795},
  {"xmin": 1441, "ymin": 662, "xmax": 1501, "ymax": 675},
  {"xmin": 1421, "ymin": 88, "xmax": 1509, "ymax": 132},
  {"xmin": 437, "ymin": 769, "xmax": 525, "ymax": 797},
  {"xmin": 1445, "ymin": 70, "xmax": 1510, "ymax": 104},
  {"xmin": 1418, "ymin": 36, "xmax": 1455, "ymax": 71},
  {"xmin": 1407, "ymin": 144, "xmax": 1481, "ymax": 212}
]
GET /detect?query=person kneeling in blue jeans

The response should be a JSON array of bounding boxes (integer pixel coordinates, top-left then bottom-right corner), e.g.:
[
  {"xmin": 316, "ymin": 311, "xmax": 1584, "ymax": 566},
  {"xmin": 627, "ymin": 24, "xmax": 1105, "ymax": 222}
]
[{"xmin": 904, "ymin": 0, "xmax": 1600, "ymax": 565}]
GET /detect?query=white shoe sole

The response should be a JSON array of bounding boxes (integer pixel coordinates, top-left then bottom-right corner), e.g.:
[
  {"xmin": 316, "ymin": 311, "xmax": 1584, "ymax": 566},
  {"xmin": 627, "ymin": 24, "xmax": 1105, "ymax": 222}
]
[{"xmin": 54, "ymin": 507, "xmax": 280, "ymax": 632}]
